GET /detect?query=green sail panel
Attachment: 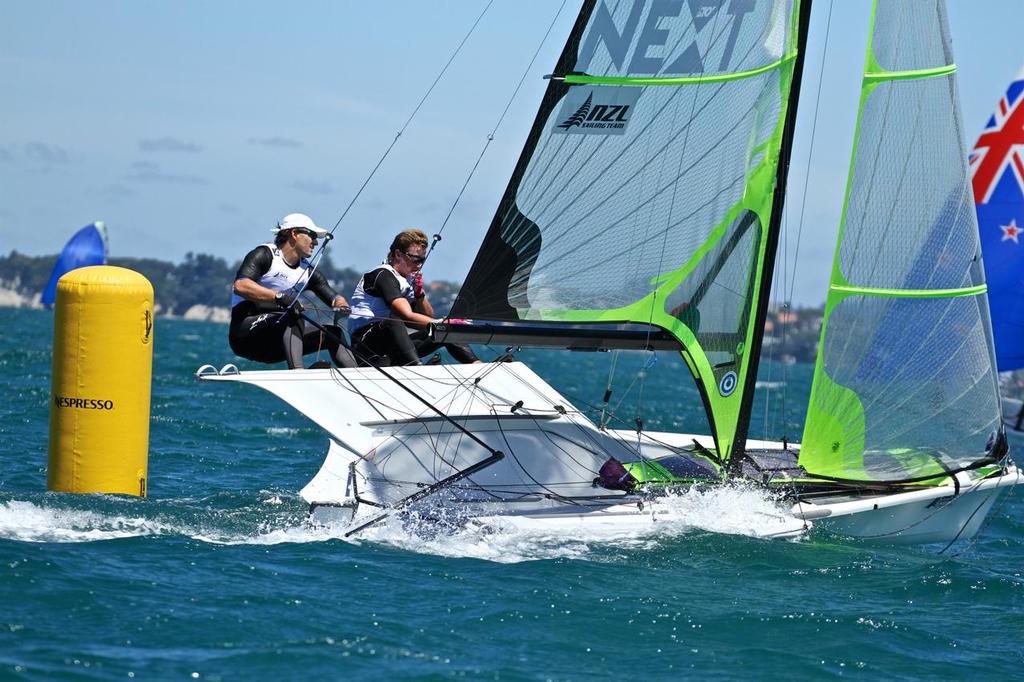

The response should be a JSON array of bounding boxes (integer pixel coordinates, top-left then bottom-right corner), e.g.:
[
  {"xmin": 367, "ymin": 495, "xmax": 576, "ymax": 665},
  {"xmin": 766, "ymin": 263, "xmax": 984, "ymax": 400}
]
[
  {"xmin": 452, "ymin": 0, "xmax": 804, "ymax": 462},
  {"xmin": 799, "ymin": 0, "xmax": 1002, "ymax": 482}
]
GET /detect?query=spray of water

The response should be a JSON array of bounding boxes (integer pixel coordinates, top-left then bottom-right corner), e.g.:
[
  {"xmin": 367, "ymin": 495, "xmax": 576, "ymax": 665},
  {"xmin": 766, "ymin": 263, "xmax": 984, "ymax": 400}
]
[{"xmin": 0, "ymin": 484, "xmax": 806, "ymax": 561}]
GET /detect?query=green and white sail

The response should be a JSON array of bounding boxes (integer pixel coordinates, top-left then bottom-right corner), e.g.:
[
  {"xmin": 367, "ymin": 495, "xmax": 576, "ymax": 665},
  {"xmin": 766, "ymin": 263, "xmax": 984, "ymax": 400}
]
[
  {"xmin": 452, "ymin": 0, "xmax": 810, "ymax": 463},
  {"xmin": 799, "ymin": 0, "xmax": 1003, "ymax": 482}
]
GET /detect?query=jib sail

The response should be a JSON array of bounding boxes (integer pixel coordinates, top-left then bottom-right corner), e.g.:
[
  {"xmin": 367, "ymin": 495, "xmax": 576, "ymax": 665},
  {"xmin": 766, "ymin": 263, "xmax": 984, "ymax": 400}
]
[{"xmin": 799, "ymin": 0, "xmax": 1003, "ymax": 482}]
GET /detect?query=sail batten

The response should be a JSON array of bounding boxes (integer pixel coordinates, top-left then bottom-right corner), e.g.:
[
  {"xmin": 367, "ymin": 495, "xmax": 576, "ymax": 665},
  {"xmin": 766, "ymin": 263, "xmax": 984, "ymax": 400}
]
[
  {"xmin": 862, "ymin": 63, "xmax": 956, "ymax": 83},
  {"xmin": 562, "ymin": 53, "xmax": 797, "ymax": 86},
  {"xmin": 829, "ymin": 283, "xmax": 987, "ymax": 299}
]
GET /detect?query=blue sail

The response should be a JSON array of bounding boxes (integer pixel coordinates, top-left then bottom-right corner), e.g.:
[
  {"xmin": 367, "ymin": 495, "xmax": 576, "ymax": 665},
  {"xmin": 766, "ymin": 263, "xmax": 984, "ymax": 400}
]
[
  {"xmin": 971, "ymin": 67, "xmax": 1024, "ymax": 371},
  {"xmin": 41, "ymin": 221, "xmax": 108, "ymax": 307}
]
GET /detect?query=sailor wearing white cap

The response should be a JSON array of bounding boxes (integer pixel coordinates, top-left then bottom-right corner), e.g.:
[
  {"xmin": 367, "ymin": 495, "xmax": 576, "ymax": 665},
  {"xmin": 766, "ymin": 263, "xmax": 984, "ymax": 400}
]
[{"xmin": 228, "ymin": 213, "xmax": 356, "ymax": 369}]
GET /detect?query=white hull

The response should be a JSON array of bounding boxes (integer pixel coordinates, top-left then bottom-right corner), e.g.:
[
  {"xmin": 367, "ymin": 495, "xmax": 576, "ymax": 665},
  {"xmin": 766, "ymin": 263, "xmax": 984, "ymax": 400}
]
[
  {"xmin": 199, "ymin": 362, "xmax": 1021, "ymax": 545},
  {"xmin": 791, "ymin": 470, "xmax": 1020, "ymax": 544}
]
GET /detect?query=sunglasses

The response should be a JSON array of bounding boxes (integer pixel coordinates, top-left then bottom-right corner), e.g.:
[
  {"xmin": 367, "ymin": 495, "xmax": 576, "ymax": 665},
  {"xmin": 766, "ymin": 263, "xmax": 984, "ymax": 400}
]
[
  {"xmin": 402, "ymin": 251, "xmax": 426, "ymax": 265},
  {"xmin": 293, "ymin": 228, "xmax": 318, "ymax": 240}
]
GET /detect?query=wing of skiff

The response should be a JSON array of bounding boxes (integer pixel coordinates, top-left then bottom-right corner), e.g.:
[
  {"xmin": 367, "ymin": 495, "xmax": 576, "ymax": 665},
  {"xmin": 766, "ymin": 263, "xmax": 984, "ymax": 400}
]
[{"xmin": 197, "ymin": 362, "xmax": 578, "ymax": 456}]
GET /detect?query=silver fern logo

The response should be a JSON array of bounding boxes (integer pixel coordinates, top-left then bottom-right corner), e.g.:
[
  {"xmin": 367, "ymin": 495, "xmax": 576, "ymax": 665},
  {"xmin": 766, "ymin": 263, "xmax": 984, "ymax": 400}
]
[
  {"xmin": 557, "ymin": 93, "xmax": 592, "ymax": 130},
  {"xmin": 552, "ymin": 87, "xmax": 639, "ymax": 136}
]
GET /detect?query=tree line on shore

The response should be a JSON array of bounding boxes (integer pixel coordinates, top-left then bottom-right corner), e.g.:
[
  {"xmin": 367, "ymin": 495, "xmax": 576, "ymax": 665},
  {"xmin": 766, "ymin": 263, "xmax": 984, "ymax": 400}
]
[
  {"xmin": 0, "ymin": 250, "xmax": 826, "ymax": 362},
  {"xmin": 0, "ymin": 250, "xmax": 462, "ymax": 319}
]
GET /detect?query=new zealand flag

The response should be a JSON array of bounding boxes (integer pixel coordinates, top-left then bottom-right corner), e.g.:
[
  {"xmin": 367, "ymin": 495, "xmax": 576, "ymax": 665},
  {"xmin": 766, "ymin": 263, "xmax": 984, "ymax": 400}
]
[{"xmin": 971, "ymin": 66, "xmax": 1024, "ymax": 370}]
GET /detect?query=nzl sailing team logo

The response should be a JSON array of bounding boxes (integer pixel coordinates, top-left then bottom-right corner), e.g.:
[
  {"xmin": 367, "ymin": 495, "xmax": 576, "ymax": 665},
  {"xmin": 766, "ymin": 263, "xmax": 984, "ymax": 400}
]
[{"xmin": 553, "ymin": 87, "xmax": 640, "ymax": 136}]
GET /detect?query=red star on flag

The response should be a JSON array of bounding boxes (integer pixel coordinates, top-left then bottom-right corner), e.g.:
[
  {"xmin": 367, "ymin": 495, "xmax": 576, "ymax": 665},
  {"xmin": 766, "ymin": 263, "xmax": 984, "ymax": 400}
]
[{"xmin": 1001, "ymin": 218, "xmax": 1021, "ymax": 243}]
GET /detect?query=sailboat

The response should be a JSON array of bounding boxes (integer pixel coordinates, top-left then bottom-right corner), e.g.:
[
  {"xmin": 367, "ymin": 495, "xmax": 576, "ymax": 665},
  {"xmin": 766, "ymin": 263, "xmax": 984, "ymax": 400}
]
[
  {"xmin": 199, "ymin": 0, "xmax": 1021, "ymax": 544},
  {"xmin": 41, "ymin": 221, "xmax": 108, "ymax": 308},
  {"xmin": 970, "ymin": 65, "xmax": 1024, "ymax": 430}
]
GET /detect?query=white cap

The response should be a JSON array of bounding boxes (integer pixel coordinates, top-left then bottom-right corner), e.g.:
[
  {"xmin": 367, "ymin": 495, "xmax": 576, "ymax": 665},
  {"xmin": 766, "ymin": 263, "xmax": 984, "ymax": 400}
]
[{"xmin": 273, "ymin": 213, "xmax": 328, "ymax": 237}]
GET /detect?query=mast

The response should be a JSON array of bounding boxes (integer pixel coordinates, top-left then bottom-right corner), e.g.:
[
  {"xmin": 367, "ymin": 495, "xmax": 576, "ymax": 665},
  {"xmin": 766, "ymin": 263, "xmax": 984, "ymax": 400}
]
[{"xmin": 728, "ymin": 0, "xmax": 814, "ymax": 468}]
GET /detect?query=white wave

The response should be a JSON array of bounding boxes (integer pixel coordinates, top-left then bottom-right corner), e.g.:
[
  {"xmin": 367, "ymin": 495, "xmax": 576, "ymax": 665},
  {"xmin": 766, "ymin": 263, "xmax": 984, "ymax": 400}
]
[
  {"xmin": 2, "ymin": 485, "xmax": 803, "ymax": 555},
  {"xmin": 266, "ymin": 427, "xmax": 299, "ymax": 436},
  {"xmin": 654, "ymin": 483, "xmax": 807, "ymax": 539},
  {"xmin": 192, "ymin": 521, "xmax": 343, "ymax": 546},
  {"xmin": 0, "ymin": 500, "xmax": 177, "ymax": 543},
  {"xmin": 294, "ymin": 485, "xmax": 807, "ymax": 563}
]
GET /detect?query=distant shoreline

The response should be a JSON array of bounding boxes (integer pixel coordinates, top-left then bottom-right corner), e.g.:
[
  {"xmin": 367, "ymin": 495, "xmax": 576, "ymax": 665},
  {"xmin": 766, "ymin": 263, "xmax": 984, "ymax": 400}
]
[{"xmin": 0, "ymin": 285, "xmax": 230, "ymax": 323}]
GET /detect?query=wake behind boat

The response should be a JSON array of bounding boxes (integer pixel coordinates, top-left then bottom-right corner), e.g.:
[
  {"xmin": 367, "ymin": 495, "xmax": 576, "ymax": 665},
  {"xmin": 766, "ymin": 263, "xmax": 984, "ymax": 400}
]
[{"xmin": 200, "ymin": 0, "xmax": 1020, "ymax": 546}]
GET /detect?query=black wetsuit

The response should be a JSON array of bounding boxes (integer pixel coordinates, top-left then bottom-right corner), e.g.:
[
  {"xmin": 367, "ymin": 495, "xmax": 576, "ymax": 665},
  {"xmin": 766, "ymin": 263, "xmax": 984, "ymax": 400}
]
[
  {"xmin": 348, "ymin": 266, "xmax": 478, "ymax": 367},
  {"xmin": 228, "ymin": 245, "xmax": 357, "ymax": 369}
]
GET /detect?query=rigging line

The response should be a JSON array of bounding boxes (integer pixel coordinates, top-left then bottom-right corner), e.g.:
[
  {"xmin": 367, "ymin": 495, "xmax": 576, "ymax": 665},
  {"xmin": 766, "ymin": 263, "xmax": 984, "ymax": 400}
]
[
  {"xmin": 460, "ymin": 363, "xmax": 602, "ymax": 499},
  {"xmin": 635, "ymin": 1, "xmax": 728, "ymax": 442},
  {"xmin": 937, "ymin": 486, "xmax": 998, "ymax": 555},
  {"xmin": 344, "ymin": 449, "xmax": 506, "ymax": 538},
  {"xmin": 566, "ymin": 410, "xmax": 649, "ymax": 470},
  {"xmin": 521, "ymin": 20, "xmax": 764, "ymax": 252},
  {"xmin": 763, "ymin": 256, "xmax": 783, "ymax": 441},
  {"xmin": 598, "ymin": 350, "xmax": 620, "ymax": 429},
  {"xmin": 847, "ymin": 308, "xmax": 987, "ymax": 429},
  {"xmin": 328, "ymin": 0, "xmax": 495, "ymax": 237},
  {"xmin": 780, "ymin": 0, "xmax": 834, "ymax": 421},
  {"xmin": 860, "ymin": 301, "xmax": 988, "ymax": 427},
  {"xmin": 606, "ymin": 361, "xmax": 652, "ymax": 423},
  {"xmin": 493, "ymin": 413, "xmax": 582, "ymax": 506},
  {"xmin": 834, "ymin": 473, "xmax": 991, "ymax": 541},
  {"xmin": 425, "ymin": 366, "xmax": 505, "ymax": 500},
  {"xmin": 631, "ymin": 8, "xmax": 735, "ymax": 430},
  {"xmin": 946, "ymin": 473, "xmax": 1018, "ymax": 558},
  {"xmin": 297, "ymin": 311, "xmax": 502, "ymax": 459},
  {"xmin": 511, "ymin": 11, "xmax": 763, "ymax": 252},
  {"xmin": 568, "ymin": 386, "xmax": 717, "ymax": 464},
  {"xmin": 853, "ymin": 306, "xmax": 986, "ymax": 434},
  {"xmin": 428, "ymin": 0, "xmax": 569, "ymax": 260}
]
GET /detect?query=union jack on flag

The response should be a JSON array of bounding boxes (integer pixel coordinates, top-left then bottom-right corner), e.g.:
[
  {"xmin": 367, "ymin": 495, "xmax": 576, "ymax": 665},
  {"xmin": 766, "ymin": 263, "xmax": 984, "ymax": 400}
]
[
  {"xmin": 971, "ymin": 66, "xmax": 1024, "ymax": 372},
  {"xmin": 970, "ymin": 68, "xmax": 1024, "ymax": 204}
]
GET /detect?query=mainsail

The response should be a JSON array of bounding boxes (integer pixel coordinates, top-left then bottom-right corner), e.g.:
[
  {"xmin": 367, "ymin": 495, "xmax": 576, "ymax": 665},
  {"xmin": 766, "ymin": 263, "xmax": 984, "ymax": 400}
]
[
  {"xmin": 800, "ymin": 0, "xmax": 1003, "ymax": 482},
  {"xmin": 451, "ymin": 0, "xmax": 810, "ymax": 463},
  {"xmin": 971, "ymin": 65, "xmax": 1024, "ymax": 372},
  {"xmin": 41, "ymin": 221, "xmax": 109, "ymax": 307}
]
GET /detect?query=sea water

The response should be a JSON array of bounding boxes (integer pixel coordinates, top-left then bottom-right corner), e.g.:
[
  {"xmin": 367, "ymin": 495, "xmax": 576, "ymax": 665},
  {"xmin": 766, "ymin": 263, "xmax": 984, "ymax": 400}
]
[{"xmin": 1, "ymin": 308, "xmax": 1021, "ymax": 680}]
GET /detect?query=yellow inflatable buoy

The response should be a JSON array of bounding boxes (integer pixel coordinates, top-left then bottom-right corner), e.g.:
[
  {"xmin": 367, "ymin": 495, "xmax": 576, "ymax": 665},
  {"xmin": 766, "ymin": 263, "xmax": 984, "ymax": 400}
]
[{"xmin": 47, "ymin": 266, "xmax": 154, "ymax": 496}]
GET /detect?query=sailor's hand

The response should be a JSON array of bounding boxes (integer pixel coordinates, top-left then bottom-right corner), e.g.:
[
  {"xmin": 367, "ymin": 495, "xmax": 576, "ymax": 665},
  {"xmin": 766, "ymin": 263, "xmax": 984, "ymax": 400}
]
[
  {"xmin": 412, "ymin": 272, "xmax": 425, "ymax": 299},
  {"xmin": 333, "ymin": 305, "xmax": 351, "ymax": 317},
  {"xmin": 275, "ymin": 290, "xmax": 302, "ymax": 311}
]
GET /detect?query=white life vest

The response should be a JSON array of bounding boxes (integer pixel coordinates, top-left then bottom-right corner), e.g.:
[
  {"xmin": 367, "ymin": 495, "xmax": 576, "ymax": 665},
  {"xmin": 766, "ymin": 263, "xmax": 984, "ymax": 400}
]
[
  {"xmin": 229, "ymin": 243, "xmax": 312, "ymax": 308},
  {"xmin": 348, "ymin": 264, "xmax": 413, "ymax": 334}
]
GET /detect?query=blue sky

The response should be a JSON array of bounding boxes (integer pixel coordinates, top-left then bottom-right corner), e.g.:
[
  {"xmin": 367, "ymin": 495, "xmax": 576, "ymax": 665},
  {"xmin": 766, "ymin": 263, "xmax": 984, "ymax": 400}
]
[{"xmin": 2, "ymin": 1, "xmax": 1022, "ymax": 305}]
